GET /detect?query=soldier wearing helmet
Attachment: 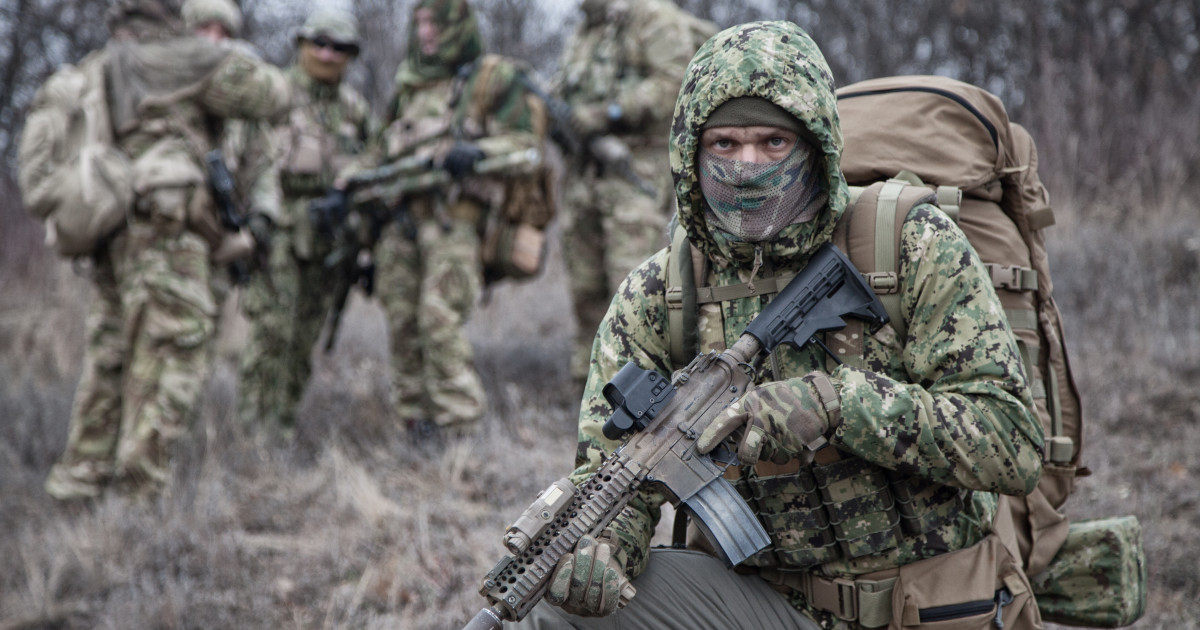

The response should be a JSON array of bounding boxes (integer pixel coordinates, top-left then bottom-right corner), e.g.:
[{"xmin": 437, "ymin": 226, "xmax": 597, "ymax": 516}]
[
  {"xmin": 42, "ymin": 0, "xmax": 289, "ymax": 501},
  {"xmin": 237, "ymin": 7, "xmax": 377, "ymax": 432}
]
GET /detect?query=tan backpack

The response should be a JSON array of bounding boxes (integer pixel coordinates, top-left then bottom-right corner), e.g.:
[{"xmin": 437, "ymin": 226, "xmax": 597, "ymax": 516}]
[
  {"xmin": 18, "ymin": 50, "xmax": 133, "ymax": 256},
  {"xmin": 834, "ymin": 75, "xmax": 1084, "ymax": 577}
]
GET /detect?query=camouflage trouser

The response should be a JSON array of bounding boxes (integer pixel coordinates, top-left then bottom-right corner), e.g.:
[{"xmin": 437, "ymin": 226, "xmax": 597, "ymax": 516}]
[
  {"xmin": 512, "ymin": 549, "xmax": 821, "ymax": 629},
  {"xmin": 237, "ymin": 224, "xmax": 336, "ymax": 427},
  {"xmin": 562, "ymin": 149, "xmax": 673, "ymax": 381},
  {"xmin": 45, "ymin": 201, "xmax": 217, "ymax": 500},
  {"xmin": 373, "ymin": 211, "xmax": 486, "ymax": 430}
]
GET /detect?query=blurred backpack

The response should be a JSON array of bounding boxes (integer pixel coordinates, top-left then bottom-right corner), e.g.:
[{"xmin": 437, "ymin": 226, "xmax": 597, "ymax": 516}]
[
  {"xmin": 835, "ymin": 75, "xmax": 1143, "ymax": 627},
  {"xmin": 18, "ymin": 49, "xmax": 133, "ymax": 256},
  {"xmin": 455, "ymin": 54, "xmax": 560, "ymax": 286}
]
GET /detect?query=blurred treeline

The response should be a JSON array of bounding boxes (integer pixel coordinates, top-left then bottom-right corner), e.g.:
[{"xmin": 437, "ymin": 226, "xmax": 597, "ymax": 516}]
[{"xmin": 2, "ymin": 0, "xmax": 1197, "ymax": 234}]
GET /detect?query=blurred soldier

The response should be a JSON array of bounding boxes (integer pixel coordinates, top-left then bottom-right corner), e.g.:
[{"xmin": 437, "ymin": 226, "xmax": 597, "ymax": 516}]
[
  {"xmin": 372, "ymin": 0, "xmax": 543, "ymax": 437},
  {"xmin": 182, "ymin": 0, "xmax": 283, "ymax": 302},
  {"xmin": 237, "ymin": 7, "xmax": 376, "ymax": 430},
  {"xmin": 554, "ymin": 0, "xmax": 717, "ymax": 384},
  {"xmin": 43, "ymin": 0, "xmax": 289, "ymax": 501}
]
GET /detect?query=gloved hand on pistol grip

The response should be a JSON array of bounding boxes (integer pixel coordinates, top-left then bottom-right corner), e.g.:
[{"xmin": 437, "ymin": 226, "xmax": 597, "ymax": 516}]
[
  {"xmin": 546, "ymin": 534, "xmax": 636, "ymax": 617},
  {"xmin": 695, "ymin": 373, "xmax": 842, "ymax": 466}
]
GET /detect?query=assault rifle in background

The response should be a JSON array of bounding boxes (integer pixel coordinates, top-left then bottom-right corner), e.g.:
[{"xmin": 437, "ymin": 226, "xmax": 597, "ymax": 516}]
[
  {"xmin": 309, "ymin": 149, "xmax": 545, "ymax": 353},
  {"xmin": 206, "ymin": 148, "xmax": 258, "ymax": 285},
  {"xmin": 463, "ymin": 243, "xmax": 891, "ymax": 629},
  {"xmin": 520, "ymin": 78, "xmax": 659, "ymax": 199}
]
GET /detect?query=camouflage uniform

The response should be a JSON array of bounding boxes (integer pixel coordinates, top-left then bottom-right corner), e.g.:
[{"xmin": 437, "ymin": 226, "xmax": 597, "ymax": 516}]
[
  {"xmin": 237, "ymin": 9, "xmax": 375, "ymax": 428},
  {"xmin": 554, "ymin": 0, "xmax": 716, "ymax": 381},
  {"xmin": 522, "ymin": 21, "xmax": 1044, "ymax": 629},
  {"xmin": 373, "ymin": 0, "xmax": 541, "ymax": 433},
  {"xmin": 44, "ymin": 0, "xmax": 289, "ymax": 500},
  {"xmin": 181, "ymin": 0, "xmax": 283, "ymax": 302}
]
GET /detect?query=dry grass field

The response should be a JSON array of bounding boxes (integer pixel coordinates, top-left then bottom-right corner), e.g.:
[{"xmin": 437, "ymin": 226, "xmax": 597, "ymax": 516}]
[{"xmin": 1, "ymin": 196, "xmax": 1198, "ymax": 629}]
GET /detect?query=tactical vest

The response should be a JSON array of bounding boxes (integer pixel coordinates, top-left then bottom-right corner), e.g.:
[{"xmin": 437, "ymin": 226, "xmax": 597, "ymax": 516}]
[
  {"xmin": 665, "ymin": 185, "xmax": 968, "ymax": 574},
  {"xmin": 277, "ymin": 71, "xmax": 369, "ymax": 198}
]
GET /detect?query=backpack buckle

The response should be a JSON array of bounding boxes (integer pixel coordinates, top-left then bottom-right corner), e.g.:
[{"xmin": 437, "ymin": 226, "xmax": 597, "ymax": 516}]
[{"xmin": 864, "ymin": 272, "xmax": 899, "ymax": 294}]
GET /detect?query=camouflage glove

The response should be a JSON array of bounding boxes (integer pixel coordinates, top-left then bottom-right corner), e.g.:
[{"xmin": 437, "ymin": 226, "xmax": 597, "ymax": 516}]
[
  {"xmin": 547, "ymin": 533, "xmax": 636, "ymax": 617},
  {"xmin": 696, "ymin": 373, "xmax": 842, "ymax": 466},
  {"xmin": 443, "ymin": 141, "xmax": 486, "ymax": 179}
]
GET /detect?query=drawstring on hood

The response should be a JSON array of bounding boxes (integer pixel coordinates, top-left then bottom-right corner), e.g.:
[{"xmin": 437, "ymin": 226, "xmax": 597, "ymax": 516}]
[{"xmin": 669, "ymin": 21, "xmax": 849, "ymax": 272}]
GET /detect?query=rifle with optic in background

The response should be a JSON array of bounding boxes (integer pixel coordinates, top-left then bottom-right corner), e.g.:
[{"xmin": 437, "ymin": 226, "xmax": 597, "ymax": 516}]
[
  {"xmin": 463, "ymin": 243, "xmax": 891, "ymax": 629},
  {"xmin": 311, "ymin": 149, "xmax": 546, "ymax": 353}
]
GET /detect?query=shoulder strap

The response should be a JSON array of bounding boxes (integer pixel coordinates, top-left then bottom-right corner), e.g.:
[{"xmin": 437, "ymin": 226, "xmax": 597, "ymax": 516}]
[
  {"xmin": 666, "ymin": 219, "xmax": 702, "ymax": 369},
  {"xmin": 842, "ymin": 180, "xmax": 937, "ymax": 343}
]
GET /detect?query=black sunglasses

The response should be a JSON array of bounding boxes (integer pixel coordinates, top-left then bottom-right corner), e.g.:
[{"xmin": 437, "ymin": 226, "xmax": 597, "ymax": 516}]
[{"xmin": 309, "ymin": 37, "xmax": 358, "ymax": 55}]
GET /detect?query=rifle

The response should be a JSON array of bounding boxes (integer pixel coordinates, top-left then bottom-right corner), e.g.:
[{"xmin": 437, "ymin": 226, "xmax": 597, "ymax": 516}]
[
  {"xmin": 520, "ymin": 77, "xmax": 659, "ymax": 199},
  {"xmin": 206, "ymin": 148, "xmax": 251, "ymax": 284},
  {"xmin": 464, "ymin": 243, "xmax": 890, "ymax": 629},
  {"xmin": 312, "ymin": 148, "xmax": 545, "ymax": 353}
]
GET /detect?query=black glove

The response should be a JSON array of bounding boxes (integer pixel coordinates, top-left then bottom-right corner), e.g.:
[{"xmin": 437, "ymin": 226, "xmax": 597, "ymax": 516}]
[{"xmin": 443, "ymin": 141, "xmax": 486, "ymax": 179}]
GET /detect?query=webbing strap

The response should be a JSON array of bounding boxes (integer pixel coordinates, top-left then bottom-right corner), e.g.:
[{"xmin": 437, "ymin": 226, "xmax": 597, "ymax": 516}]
[
  {"xmin": 665, "ymin": 222, "xmax": 697, "ymax": 368},
  {"xmin": 761, "ymin": 570, "xmax": 897, "ymax": 627},
  {"xmin": 936, "ymin": 185, "xmax": 962, "ymax": 223},
  {"xmin": 694, "ymin": 273, "xmax": 795, "ymax": 304},
  {"xmin": 988, "ymin": 263, "xmax": 1040, "ymax": 292},
  {"xmin": 874, "ymin": 181, "xmax": 907, "ymax": 340}
]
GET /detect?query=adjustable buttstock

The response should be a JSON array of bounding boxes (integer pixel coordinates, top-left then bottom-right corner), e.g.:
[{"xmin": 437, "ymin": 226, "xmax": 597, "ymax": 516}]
[{"xmin": 744, "ymin": 243, "xmax": 889, "ymax": 353}]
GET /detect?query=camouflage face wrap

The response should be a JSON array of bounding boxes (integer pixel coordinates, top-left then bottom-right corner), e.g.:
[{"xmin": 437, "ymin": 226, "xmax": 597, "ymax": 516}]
[
  {"xmin": 699, "ymin": 140, "xmax": 826, "ymax": 242},
  {"xmin": 400, "ymin": 0, "xmax": 483, "ymax": 84},
  {"xmin": 670, "ymin": 21, "xmax": 849, "ymax": 269}
]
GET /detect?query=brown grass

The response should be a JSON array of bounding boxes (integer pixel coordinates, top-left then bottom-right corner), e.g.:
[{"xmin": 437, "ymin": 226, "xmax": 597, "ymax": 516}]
[{"xmin": 1, "ymin": 202, "xmax": 1198, "ymax": 629}]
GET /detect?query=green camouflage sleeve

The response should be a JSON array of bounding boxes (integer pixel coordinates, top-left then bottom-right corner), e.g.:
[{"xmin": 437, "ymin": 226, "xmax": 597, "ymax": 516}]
[
  {"xmin": 613, "ymin": 5, "xmax": 705, "ymax": 130},
  {"xmin": 831, "ymin": 205, "xmax": 1044, "ymax": 496},
  {"xmin": 462, "ymin": 56, "xmax": 541, "ymax": 158},
  {"xmin": 201, "ymin": 52, "xmax": 290, "ymax": 121},
  {"xmin": 569, "ymin": 247, "xmax": 674, "ymax": 578}
]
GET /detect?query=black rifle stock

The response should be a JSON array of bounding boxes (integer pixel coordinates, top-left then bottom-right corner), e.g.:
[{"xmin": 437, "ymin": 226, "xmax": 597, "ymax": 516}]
[
  {"xmin": 464, "ymin": 243, "xmax": 889, "ymax": 629},
  {"xmin": 205, "ymin": 149, "xmax": 252, "ymax": 284}
]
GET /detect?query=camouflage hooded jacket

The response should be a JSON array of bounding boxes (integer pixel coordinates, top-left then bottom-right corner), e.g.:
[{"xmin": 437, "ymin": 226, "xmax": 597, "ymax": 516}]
[{"xmin": 571, "ymin": 20, "xmax": 1043, "ymax": 618}]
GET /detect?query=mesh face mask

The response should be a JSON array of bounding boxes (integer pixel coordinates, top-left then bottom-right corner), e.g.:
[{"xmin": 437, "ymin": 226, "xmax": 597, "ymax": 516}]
[{"xmin": 699, "ymin": 141, "xmax": 827, "ymax": 243}]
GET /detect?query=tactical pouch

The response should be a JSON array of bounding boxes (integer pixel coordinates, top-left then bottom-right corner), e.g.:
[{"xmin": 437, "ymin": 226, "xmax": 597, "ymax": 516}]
[
  {"xmin": 1029, "ymin": 516, "xmax": 1146, "ymax": 628},
  {"xmin": 812, "ymin": 457, "xmax": 902, "ymax": 560},
  {"xmin": 740, "ymin": 466, "xmax": 839, "ymax": 568},
  {"xmin": 481, "ymin": 220, "xmax": 546, "ymax": 282},
  {"xmin": 890, "ymin": 533, "xmax": 1041, "ymax": 629}
]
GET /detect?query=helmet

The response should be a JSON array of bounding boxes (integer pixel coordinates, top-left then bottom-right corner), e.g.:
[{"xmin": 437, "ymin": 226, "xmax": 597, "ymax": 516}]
[
  {"xmin": 296, "ymin": 7, "xmax": 361, "ymax": 54},
  {"xmin": 182, "ymin": 0, "xmax": 242, "ymax": 37}
]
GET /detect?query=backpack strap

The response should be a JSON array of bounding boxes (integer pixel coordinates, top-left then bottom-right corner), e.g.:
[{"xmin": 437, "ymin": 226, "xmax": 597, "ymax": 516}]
[
  {"xmin": 665, "ymin": 218, "xmax": 703, "ymax": 369},
  {"xmin": 841, "ymin": 180, "xmax": 938, "ymax": 345}
]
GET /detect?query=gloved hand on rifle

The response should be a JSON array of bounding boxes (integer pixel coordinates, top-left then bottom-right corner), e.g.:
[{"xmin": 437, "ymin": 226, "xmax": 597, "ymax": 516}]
[
  {"xmin": 309, "ymin": 188, "xmax": 347, "ymax": 235},
  {"xmin": 696, "ymin": 373, "xmax": 842, "ymax": 466},
  {"xmin": 443, "ymin": 141, "xmax": 486, "ymax": 179},
  {"xmin": 546, "ymin": 533, "xmax": 636, "ymax": 617}
]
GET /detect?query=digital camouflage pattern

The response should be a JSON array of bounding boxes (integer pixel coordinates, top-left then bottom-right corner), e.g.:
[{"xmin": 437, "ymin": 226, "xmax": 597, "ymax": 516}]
[
  {"xmin": 570, "ymin": 21, "xmax": 1043, "ymax": 628},
  {"xmin": 554, "ymin": 0, "xmax": 716, "ymax": 381},
  {"xmin": 238, "ymin": 61, "xmax": 375, "ymax": 429},
  {"xmin": 1030, "ymin": 516, "xmax": 1147, "ymax": 627},
  {"xmin": 371, "ymin": 0, "xmax": 540, "ymax": 431},
  {"xmin": 44, "ymin": 19, "xmax": 288, "ymax": 500}
]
